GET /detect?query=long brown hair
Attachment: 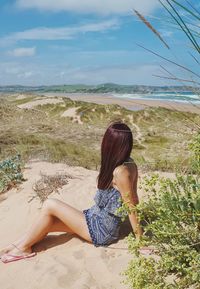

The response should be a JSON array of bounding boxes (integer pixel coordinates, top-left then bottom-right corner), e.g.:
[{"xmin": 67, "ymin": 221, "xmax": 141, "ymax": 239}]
[{"xmin": 97, "ymin": 121, "xmax": 133, "ymax": 190}]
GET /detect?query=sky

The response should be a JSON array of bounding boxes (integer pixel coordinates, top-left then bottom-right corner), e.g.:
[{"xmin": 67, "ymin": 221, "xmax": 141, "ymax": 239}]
[{"xmin": 0, "ymin": 0, "xmax": 199, "ymax": 86}]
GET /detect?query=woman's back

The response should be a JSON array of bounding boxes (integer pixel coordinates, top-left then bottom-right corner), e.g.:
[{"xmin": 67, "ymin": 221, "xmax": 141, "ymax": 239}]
[{"xmin": 83, "ymin": 157, "xmax": 135, "ymax": 247}]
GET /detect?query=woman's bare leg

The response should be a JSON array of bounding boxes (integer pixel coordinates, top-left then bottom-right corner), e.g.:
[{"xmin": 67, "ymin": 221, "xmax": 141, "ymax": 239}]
[
  {"xmin": 0, "ymin": 217, "xmax": 73, "ymax": 256},
  {"xmin": 1, "ymin": 198, "xmax": 92, "ymax": 256}
]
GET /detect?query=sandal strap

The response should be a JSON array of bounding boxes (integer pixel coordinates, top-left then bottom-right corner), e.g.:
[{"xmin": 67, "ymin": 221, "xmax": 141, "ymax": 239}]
[{"xmin": 11, "ymin": 243, "xmax": 25, "ymax": 255}]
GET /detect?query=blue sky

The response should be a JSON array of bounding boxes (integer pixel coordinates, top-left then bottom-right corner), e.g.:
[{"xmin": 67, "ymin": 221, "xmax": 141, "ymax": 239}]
[{"xmin": 0, "ymin": 0, "xmax": 199, "ymax": 86}]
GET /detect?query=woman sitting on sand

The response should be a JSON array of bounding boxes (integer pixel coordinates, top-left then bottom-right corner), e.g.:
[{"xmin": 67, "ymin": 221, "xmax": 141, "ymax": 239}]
[{"xmin": 0, "ymin": 121, "xmax": 143, "ymax": 263}]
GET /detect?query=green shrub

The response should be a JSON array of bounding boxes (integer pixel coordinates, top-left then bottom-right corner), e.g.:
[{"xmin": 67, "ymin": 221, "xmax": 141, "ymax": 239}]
[
  {"xmin": 0, "ymin": 154, "xmax": 24, "ymax": 193},
  {"xmin": 122, "ymin": 134, "xmax": 200, "ymax": 289}
]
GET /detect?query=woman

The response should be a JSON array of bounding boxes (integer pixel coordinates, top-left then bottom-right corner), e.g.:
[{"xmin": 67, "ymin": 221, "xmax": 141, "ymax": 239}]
[{"xmin": 0, "ymin": 121, "xmax": 143, "ymax": 263}]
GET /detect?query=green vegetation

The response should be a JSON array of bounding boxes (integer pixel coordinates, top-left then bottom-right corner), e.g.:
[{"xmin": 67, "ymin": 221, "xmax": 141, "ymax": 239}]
[
  {"xmin": 0, "ymin": 95, "xmax": 199, "ymax": 174},
  {"xmin": 0, "ymin": 154, "xmax": 24, "ymax": 194},
  {"xmin": 121, "ymin": 135, "xmax": 200, "ymax": 288},
  {"xmin": 12, "ymin": 95, "xmax": 37, "ymax": 106},
  {"xmin": 122, "ymin": 1, "xmax": 200, "ymax": 288},
  {"xmin": 0, "ymin": 83, "xmax": 196, "ymax": 94}
]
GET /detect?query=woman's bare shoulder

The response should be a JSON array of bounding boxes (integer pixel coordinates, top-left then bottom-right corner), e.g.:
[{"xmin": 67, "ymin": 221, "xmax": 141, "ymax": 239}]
[{"xmin": 113, "ymin": 160, "xmax": 137, "ymax": 179}]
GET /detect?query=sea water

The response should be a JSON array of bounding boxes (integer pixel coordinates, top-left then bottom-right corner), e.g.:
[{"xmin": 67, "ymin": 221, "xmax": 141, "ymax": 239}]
[{"xmin": 111, "ymin": 91, "xmax": 200, "ymax": 103}]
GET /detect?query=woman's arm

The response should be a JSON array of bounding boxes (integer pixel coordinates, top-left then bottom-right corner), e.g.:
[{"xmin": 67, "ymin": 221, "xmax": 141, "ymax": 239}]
[{"xmin": 114, "ymin": 164, "xmax": 143, "ymax": 239}]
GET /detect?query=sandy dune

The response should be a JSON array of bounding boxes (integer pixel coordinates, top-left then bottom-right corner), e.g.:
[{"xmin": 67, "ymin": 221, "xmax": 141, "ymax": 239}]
[
  {"xmin": 0, "ymin": 161, "xmax": 134, "ymax": 289},
  {"xmin": 17, "ymin": 98, "xmax": 64, "ymax": 109},
  {"xmin": 61, "ymin": 107, "xmax": 83, "ymax": 124}
]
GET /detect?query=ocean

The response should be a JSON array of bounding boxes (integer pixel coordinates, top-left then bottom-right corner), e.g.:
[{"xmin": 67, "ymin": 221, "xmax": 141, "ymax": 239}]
[{"xmin": 111, "ymin": 91, "xmax": 200, "ymax": 103}]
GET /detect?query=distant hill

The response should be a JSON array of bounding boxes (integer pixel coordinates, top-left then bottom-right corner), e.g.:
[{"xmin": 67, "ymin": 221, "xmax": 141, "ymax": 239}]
[{"xmin": 0, "ymin": 83, "xmax": 195, "ymax": 94}]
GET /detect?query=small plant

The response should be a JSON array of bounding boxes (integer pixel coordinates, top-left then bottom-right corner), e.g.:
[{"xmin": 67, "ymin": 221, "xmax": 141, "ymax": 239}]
[{"xmin": 0, "ymin": 154, "xmax": 24, "ymax": 193}]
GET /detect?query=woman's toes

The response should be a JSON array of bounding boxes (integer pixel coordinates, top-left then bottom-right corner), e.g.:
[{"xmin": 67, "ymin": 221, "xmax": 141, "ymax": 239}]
[
  {"xmin": 0, "ymin": 248, "xmax": 10, "ymax": 258},
  {"xmin": 0, "ymin": 243, "xmax": 16, "ymax": 256}
]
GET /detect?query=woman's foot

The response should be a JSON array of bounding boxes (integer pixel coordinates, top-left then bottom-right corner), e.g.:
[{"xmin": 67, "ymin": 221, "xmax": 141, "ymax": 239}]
[
  {"xmin": 0, "ymin": 243, "xmax": 32, "ymax": 258},
  {"xmin": 7, "ymin": 244, "xmax": 32, "ymax": 255},
  {"xmin": 0, "ymin": 244, "xmax": 15, "ymax": 258},
  {"xmin": 1, "ymin": 244, "xmax": 36, "ymax": 263},
  {"xmin": 0, "ymin": 235, "xmax": 28, "ymax": 257}
]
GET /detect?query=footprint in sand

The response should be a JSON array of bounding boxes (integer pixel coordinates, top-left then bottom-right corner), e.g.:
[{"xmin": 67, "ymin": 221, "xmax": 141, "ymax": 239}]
[
  {"xmin": 101, "ymin": 248, "xmax": 116, "ymax": 260},
  {"xmin": 73, "ymin": 249, "xmax": 84, "ymax": 260},
  {"xmin": 57, "ymin": 268, "xmax": 100, "ymax": 289}
]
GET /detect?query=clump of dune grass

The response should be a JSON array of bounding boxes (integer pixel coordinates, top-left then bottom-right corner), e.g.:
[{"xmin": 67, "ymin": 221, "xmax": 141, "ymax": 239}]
[
  {"xmin": 12, "ymin": 95, "xmax": 38, "ymax": 106},
  {"xmin": 30, "ymin": 173, "xmax": 74, "ymax": 203}
]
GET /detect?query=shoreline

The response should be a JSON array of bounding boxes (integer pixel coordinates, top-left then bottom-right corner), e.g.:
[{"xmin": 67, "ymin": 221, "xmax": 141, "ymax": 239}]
[{"xmin": 41, "ymin": 92, "xmax": 200, "ymax": 114}]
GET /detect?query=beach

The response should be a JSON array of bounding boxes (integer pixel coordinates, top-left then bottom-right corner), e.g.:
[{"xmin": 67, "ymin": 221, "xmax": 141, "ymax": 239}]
[
  {"xmin": 0, "ymin": 92, "xmax": 199, "ymax": 288},
  {"xmin": 42, "ymin": 93, "xmax": 200, "ymax": 114},
  {"xmin": 0, "ymin": 160, "xmax": 176, "ymax": 289},
  {"xmin": 0, "ymin": 161, "xmax": 134, "ymax": 289},
  {"xmin": 1, "ymin": 0, "xmax": 199, "ymax": 286}
]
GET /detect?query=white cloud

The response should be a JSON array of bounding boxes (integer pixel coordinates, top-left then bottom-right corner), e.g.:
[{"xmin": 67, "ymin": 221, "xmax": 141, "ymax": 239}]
[
  {"xmin": 65, "ymin": 64, "xmax": 163, "ymax": 85},
  {"xmin": 3, "ymin": 19, "xmax": 119, "ymax": 43},
  {"xmin": 16, "ymin": 0, "xmax": 159, "ymax": 15},
  {"xmin": 5, "ymin": 66, "xmax": 21, "ymax": 75},
  {"xmin": 0, "ymin": 61, "xmax": 172, "ymax": 86},
  {"xmin": 21, "ymin": 71, "xmax": 34, "ymax": 78},
  {"xmin": 8, "ymin": 47, "xmax": 36, "ymax": 57}
]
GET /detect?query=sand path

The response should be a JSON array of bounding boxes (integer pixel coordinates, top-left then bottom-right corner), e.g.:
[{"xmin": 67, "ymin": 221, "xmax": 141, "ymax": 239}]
[{"xmin": 61, "ymin": 107, "xmax": 83, "ymax": 124}]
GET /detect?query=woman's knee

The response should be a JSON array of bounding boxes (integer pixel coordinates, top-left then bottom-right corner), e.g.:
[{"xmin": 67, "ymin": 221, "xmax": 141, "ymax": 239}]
[{"xmin": 42, "ymin": 198, "xmax": 58, "ymax": 214}]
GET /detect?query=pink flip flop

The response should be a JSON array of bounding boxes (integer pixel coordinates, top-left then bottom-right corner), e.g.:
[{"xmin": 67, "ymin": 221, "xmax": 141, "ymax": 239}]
[{"xmin": 1, "ymin": 252, "xmax": 37, "ymax": 263}]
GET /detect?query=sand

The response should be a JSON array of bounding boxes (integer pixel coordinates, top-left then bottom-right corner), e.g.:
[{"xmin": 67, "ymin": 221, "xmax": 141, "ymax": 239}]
[
  {"xmin": 0, "ymin": 92, "xmax": 196, "ymax": 288},
  {"xmin": 0, "ymin": 161, "xmax": 134, "ymax": 289},
  {"xmin": 61, "ymin": 107, "xmax": 83, "ymax": 124},
  {"xmin": 17, "ymin": 98, "xmax": 64, "ymax": 109},
  {"xmin": 8, "ymin": 92, "xmax": 200, "ymax": 114},
  {"xmin": 0, "ymin": 160, "xmax": 176, "ymax": 288},
  {"xmin": 42, "ymin": 93, "xmax": 200, "ymax": 114}
]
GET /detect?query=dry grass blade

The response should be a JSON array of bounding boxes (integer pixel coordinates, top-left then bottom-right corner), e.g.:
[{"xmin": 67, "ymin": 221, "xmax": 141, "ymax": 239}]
[
  {"xmin": 157, "ymin": 64, "xmax": 200, "ymax": 113},
  {"xmin": 185, "ymin": 0, "xmax": 200, "ymax": 16},
  {"xmin": 137, "ymin": 43, "xmax": 200, "ymax": 79},
  {"xmin": 166, "ymin": 0, "xmax": 200, "ymax": 51},
  {"xmin": 133, "ymin": 9, "xmax": 170, "ymax": 49},
  {"xmin": 188, "ymin": 51, "xmax": 200, "ymax": 65},
  {"xmin": 153, "ymin": 74, "xmax": 200, "ymax": 85},
  {"xmin": 159, "ymin": 65, "xmax": 200, "ymax": 92},
  {"xmin": 160, "ymin": 0, "xmax": 200, "ymax": 53},
  {"xmin": 172, "ymin": 0, "xmax": 200, "ymax": 19},
  {"xmin": 31, "ymin": 173, "xmax": 74, "ymax": 203}
]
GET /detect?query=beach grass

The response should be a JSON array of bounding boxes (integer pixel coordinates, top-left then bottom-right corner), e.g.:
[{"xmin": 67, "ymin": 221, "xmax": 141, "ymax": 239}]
[
  {"xmin": 11, "ymin": 95, "xmax": 38, "ymax": 106},
  {"xmin": 0, "ymin": 94, "xmax": 199, "ymax": 172}
]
